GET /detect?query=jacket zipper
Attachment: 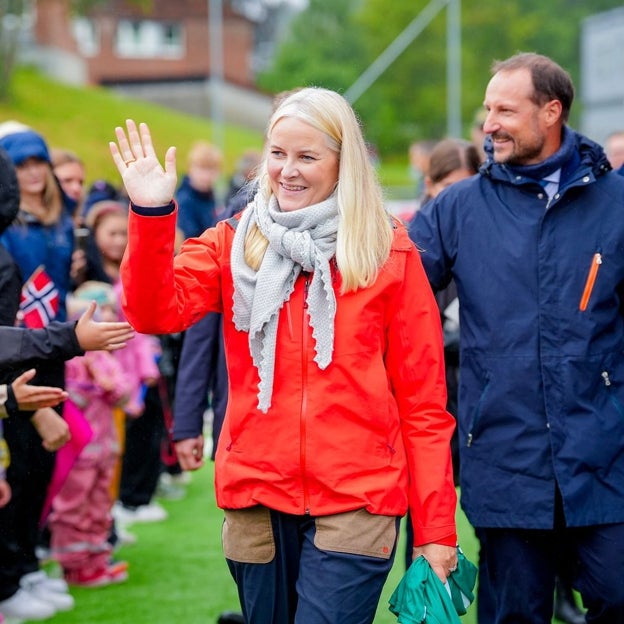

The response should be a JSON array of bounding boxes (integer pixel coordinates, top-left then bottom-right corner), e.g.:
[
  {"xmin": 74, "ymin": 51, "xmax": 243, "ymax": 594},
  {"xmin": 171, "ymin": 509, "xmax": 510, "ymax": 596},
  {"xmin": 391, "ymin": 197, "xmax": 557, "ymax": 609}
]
[
  {"xmin": 579, "ymin": 252, "xmax": 602, "ymax": 312},
  {"xmin": 602, "ymin": 370, "xmax": 624, "ymax": 419},
  {"xmin": 301, "ymin": 273, "xmax": 311, "ymax": 514},
  {"xmin": 286, "ymin": 300, "xmax": 294, "ymax": 340},
  {"xmin": 467, "ymin": 378, "xmax": 490, "ymax": 447}
]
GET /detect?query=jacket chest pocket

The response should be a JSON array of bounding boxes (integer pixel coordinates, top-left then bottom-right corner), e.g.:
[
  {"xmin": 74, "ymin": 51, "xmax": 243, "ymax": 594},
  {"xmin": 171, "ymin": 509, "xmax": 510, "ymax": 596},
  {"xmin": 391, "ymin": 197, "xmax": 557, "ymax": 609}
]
[{"xmin": 579, "ymin": 252, "xmax": 602, "ymax": 312}]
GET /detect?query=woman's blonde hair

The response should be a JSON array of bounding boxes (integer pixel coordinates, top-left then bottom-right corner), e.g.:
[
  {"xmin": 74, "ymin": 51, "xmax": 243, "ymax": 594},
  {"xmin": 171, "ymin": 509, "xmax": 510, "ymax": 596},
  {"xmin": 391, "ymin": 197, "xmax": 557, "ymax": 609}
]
[{"xmin": 245, "ymin": 87, "xmax": 393, "ymax": 293}]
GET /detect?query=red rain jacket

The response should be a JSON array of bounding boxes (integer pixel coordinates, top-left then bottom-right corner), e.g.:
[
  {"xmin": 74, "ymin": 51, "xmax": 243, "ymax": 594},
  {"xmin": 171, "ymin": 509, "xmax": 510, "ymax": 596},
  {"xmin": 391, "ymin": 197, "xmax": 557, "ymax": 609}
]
[{"xmin": 120, "ymin": 206, "xmax": 457, "ymax": 547}]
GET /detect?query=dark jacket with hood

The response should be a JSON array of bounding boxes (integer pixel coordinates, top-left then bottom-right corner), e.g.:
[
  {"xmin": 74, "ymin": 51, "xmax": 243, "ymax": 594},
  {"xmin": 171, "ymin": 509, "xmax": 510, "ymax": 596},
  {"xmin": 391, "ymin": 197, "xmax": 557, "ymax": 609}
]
[
  {"xmin": 0, "ymin": 148, "xmax": 82, "ymax": 390},
  {"xmin": 409, "ymin": 127, "xmax": 624, "ymax": 529},
  {"xmin": 0, "ymin": 146, "xmax": 22, "ymax": 327}
]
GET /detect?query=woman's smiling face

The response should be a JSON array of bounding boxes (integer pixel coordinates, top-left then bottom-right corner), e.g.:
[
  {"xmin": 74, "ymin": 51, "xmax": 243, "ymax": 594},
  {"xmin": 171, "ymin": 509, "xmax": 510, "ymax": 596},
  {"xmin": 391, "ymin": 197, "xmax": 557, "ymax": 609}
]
[{"xmin": 267, "ymin": 117, "xmax": 339, "ymax": 212}]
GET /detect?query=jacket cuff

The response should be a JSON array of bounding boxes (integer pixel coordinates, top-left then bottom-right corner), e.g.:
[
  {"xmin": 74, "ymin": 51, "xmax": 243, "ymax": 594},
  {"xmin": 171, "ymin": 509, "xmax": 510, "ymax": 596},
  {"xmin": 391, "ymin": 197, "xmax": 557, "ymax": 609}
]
[
  {"xmin": 413, "ymin": 528, "xmax": 458, "ymax": 548},
  {"xmin": 131, "ymin": 201, "xmax": 176, "ymax": 216},
  {"xmin": 5, "ymin": 384, "xmax": 34, "ymax": 420},
  {"xmin": 5, "ymin": 384, "xmax": 18, "ymax": 418},
  {"xmin": 70, "ymin": 320, "xmax": 86, "ymax": 356}
]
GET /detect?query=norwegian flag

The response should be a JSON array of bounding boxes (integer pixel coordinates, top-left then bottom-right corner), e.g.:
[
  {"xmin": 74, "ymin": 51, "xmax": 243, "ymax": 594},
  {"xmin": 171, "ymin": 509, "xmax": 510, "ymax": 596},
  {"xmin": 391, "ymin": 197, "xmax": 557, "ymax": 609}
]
[{"xmin": 19, "ymin": 265, "xmax": 60, "ymax": 328}]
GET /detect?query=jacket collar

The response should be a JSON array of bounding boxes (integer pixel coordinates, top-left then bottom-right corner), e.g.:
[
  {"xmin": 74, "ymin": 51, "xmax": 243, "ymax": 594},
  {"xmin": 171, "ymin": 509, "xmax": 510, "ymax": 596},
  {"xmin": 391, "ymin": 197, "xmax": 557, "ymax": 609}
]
[{"xmin": 481, "ymin": 127, "xmax": 612, "ymax": 191}]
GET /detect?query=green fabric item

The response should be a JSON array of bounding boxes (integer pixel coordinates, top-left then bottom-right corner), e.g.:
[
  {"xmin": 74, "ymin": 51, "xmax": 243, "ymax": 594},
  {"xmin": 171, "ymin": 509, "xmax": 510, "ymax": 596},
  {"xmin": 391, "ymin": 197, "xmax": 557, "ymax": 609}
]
[{"xmin": 388, "ymin": 546, "xmax": 478, "ymax": 623}]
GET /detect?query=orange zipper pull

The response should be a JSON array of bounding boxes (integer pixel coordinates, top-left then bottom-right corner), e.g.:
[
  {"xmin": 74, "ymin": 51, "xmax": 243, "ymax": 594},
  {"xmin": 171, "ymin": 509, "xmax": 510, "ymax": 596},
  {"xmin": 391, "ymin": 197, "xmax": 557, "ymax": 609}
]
[{"xmin": 579, "ymin": 253, "xmax": 602, "ymax": 311}]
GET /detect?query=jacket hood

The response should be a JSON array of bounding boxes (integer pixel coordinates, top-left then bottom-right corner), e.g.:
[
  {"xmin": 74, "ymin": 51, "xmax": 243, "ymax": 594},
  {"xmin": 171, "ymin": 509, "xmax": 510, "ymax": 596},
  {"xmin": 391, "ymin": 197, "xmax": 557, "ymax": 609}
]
[{"xmin": 0, "ymin": 146, "xmax": 20, "ymax": 234}]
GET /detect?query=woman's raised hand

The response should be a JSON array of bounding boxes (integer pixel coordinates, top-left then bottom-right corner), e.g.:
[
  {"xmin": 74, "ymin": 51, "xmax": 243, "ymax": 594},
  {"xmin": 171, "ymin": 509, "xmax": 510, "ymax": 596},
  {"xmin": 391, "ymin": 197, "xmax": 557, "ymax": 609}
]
[{"xmin": 109, "ymin": 119, "xmax": 178, "ymax": 208}]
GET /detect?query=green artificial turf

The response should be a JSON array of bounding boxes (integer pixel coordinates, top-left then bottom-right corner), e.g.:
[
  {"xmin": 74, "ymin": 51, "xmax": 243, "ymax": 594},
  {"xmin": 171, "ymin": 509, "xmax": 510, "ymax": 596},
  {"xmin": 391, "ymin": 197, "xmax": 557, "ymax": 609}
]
[
  {"xmin": 46, "ymin": 462, "xmax": 239, "ymax": 624},
  {"xmin": 45, "ymin": 463, "xmax": 482, "ymax": 624}
]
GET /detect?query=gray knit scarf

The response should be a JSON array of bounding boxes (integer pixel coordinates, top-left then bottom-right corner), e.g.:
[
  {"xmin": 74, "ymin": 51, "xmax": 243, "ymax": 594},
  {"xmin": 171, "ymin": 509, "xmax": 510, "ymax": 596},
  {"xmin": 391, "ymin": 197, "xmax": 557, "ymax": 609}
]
[{"xmin": 231, "ymin": 192, "xmax": 339, "ymax": 412}]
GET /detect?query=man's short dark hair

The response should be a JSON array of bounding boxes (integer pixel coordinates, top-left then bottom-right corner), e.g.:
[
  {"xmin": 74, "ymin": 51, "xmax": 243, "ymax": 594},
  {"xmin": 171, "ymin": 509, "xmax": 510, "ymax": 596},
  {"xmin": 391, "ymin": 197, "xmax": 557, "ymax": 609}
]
[{"xmin": 491, "ymin": 52, "xmax": 574, "ymax": 123}]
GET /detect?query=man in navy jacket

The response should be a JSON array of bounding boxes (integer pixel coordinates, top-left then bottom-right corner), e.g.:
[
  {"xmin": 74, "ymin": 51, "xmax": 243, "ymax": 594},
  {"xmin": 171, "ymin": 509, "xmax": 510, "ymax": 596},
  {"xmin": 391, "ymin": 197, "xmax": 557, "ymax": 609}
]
[{"xmin": 410, "ymin": 52, "xmax": 624, "ymax": 623}]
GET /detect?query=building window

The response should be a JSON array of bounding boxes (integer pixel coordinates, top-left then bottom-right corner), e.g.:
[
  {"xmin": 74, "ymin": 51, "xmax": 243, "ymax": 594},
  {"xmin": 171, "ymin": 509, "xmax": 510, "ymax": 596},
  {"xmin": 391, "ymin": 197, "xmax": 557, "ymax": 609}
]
[
  {"xmin": 72, "ymin": 18, "xmax": 99, "ymax": 57},
  {"xmin": 115, "ymin": 20, "xmax": 184, "ymax": 58}
]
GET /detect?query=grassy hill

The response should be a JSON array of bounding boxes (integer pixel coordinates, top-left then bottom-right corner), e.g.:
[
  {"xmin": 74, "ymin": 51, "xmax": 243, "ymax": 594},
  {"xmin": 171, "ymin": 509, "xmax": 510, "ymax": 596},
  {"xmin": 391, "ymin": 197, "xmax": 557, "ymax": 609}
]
[
  {"xmin": 0, "ymin": 66, "xmax": 413, "ymax": 195},
  {"xmin": 0, "ymin": 66, "xmax": 265, "ymax": 190}
]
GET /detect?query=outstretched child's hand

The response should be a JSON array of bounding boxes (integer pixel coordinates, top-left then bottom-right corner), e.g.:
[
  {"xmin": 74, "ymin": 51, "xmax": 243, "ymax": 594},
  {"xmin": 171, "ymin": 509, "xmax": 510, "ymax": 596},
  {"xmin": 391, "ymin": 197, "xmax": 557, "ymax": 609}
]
[
  {"xmin": 75, "ymin": 301, "xmax": 134, "ymax": 351},
  {"xmin": 30, "ymin": 406, "xmax": 71, "ymax": 451},
  {"xmin": 12, "ymin": 369, "xmax": 68, "ymax": 410}
]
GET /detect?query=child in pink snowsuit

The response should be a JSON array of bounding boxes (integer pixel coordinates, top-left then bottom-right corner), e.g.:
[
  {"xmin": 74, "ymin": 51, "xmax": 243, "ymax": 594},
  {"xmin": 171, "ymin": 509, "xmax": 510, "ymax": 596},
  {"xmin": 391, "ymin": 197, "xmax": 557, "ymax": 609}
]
[{"xmin": 49, "ymin": 282, "xmax": 132, "ymax": 587}]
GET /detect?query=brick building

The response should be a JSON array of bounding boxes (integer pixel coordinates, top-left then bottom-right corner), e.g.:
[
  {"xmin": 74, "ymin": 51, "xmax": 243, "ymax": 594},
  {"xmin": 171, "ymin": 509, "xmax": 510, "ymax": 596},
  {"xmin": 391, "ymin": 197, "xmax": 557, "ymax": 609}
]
[{"xmin": 30, "ymin": 0, "xmax": 272, "ymax": 129}]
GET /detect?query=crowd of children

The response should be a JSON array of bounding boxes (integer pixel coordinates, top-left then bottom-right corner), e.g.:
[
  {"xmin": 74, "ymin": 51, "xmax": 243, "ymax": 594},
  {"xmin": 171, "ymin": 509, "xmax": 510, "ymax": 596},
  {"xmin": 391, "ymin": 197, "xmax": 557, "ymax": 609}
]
[
  {"xmin": 0, "ymin": 120, "xmax": 251, "ymax": 623},
  {"xmin": 0, "ymin": 123, "xmax": 180, "ymax": 623}
]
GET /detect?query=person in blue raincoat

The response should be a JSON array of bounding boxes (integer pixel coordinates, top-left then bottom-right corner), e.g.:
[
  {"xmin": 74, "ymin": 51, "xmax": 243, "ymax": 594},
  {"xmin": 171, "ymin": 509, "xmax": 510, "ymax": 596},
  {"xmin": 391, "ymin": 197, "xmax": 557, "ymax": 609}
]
[{"xmin": 409, "ymin": 52, "xmax": 624, "ymax": 623}]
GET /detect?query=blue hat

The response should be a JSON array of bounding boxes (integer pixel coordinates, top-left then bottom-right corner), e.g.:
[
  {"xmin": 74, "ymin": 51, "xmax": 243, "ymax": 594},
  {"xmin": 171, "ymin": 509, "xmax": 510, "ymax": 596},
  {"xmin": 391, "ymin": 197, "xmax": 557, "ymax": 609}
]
[
  {"xmin": 0, "ymin": 130, "xmax": 51, "ymax": 166},
  {"xmin": 83, "ymin": 179, "xmax": 121, "ymax": 217}
]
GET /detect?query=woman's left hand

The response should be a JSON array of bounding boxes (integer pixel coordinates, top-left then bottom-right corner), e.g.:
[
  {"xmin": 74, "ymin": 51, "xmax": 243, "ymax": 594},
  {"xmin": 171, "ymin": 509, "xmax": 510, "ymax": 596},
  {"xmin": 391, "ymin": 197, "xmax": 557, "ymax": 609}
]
[
  {"xmin": 109, "ymin": 119, "xmax": 178, "ymax": 208},
  {"xmin": 412, "ymin": 543, "xmax": 458, "ymax": 583}
]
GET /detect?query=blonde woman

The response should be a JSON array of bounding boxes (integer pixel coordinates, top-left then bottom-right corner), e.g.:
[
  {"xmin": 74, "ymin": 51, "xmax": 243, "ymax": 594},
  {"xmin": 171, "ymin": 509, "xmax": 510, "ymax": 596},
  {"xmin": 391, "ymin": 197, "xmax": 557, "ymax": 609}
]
[{"xmin": 111, "ymin": 87, "xmax": 457, "ymax": 624}]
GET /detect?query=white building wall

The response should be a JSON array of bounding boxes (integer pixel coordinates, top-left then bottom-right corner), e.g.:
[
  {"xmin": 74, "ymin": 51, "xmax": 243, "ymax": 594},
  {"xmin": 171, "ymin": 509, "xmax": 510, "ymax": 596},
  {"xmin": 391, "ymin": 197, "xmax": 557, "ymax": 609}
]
[{"xmin": 581, "ymin": 7, "xmax": 624, "ymax": 144}]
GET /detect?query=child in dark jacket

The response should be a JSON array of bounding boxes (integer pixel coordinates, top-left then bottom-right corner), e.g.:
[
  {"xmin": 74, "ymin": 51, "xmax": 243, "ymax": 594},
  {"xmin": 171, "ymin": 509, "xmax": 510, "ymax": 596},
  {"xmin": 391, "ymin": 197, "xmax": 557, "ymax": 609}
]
[{"xmin": 175, "ymin": 141, "xmax": 223, "ymax": 239}]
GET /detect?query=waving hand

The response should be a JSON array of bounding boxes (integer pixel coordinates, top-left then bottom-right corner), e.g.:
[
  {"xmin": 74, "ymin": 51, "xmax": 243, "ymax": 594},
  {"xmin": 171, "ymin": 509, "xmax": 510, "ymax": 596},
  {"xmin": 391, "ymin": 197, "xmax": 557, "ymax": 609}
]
[{"xmin": 109, "ymin": 119, "xmax": 178, "ymax": 208}]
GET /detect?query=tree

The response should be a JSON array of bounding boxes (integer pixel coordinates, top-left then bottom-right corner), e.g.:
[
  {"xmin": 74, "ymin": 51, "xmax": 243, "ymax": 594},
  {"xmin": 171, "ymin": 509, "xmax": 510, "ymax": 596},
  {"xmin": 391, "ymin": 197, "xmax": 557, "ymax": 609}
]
[
  {"xmin": 0, "ymin": 0, "xmax": 26, "ymax": 100},
  {"xmin": 257, "ymin": 0, "xmax": 367, "ymax": 95},
  {"xmin": 258, "ymin": 0, "xmax": 624, "ymax": 156}
]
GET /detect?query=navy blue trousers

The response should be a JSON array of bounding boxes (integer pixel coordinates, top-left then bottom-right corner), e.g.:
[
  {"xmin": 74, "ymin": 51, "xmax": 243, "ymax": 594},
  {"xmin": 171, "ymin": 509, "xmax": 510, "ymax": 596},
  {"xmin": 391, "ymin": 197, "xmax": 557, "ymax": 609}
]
[
  {"xmin": 226, "ymin": 510, "xmax": 398, "ymax": 624},
  {"xmin": 480, "ymin": 516, "xmax": 624, "ymax": 624}
]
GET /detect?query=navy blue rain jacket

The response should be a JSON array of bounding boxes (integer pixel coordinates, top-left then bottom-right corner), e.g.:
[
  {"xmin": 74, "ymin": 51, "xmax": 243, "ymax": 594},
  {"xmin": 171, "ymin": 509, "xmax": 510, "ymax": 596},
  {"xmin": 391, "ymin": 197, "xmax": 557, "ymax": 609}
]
[{"xmin": 409, "ymin": 128, "xmax": 624, "ymax": 529}]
